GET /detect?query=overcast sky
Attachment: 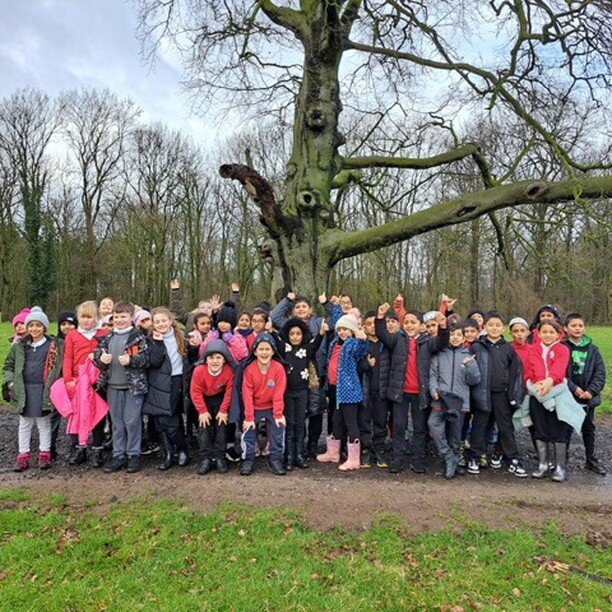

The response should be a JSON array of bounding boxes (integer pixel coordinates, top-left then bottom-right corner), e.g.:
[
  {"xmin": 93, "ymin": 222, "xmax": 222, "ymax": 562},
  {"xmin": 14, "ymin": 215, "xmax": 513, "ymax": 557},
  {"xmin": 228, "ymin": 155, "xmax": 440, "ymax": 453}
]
[{"xmin": 0, "ymin": 0, "xmax": 214, "ymax": 143}]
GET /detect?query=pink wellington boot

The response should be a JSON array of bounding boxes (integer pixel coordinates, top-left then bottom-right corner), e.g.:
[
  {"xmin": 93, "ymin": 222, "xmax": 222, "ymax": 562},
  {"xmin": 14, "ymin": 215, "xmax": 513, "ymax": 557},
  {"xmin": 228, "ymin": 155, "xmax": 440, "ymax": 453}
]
[
  {"xmin": 317, "ymin": 435, "xmax": 341, "ymax": 463},
  {"xmin": 14, "ymin": 453, "xmax": 30, "ymax": 472},
  {"xmin": 339, "ymin": 440, "xmax": 361, "ymax": 471},
  {"xmin": 38, "ymin": 451, "xmax": 53, "ymax": 470}
]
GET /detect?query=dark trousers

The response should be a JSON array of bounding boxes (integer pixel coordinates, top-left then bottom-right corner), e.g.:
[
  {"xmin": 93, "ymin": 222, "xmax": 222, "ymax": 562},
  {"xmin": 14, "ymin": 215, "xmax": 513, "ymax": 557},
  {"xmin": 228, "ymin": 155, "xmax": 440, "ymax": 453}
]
[
  {"xmin": 360, "ymin": 391, "xmax": 389, "ymax": 453},
  {"xmin": 391, "ymin": 393, "xmax": 426, "ymax": 462},
  {"xmin": 332, "ymin": 402, "xmax": 360, "ymax": 442},
  {"xmin": 579, "ymin": 406, "xmax": 597, "ymax": 460},
  {"xmin": 242, "ymin": 409, "xmax": 285, "ymax": 461},
  {"xmin": 50, "ymin": 410, "xmax": 61, "ymax": 454},
  {"xmin": 428, "ymin": 409, "xmax": 464, "ymax": 460},
  {"xmin": 197, "ymin": 396, "xmax": 226, "ymax": 461},
  {"xmin": 490, "ymin": 391, "xmax": 519, "ymax": 460},
  {"xmin": 529, "ymin": 396, "xmax": 569, "ymax": 443},
  {"xmin": 467, "ymin": 408, "xmax": 489, "ymax": 459},
  {"xmin": 307, "ymin": 386, "xmax": 334, "ymax": 453},
  {"xmin": 285, "ymin": 388, "xmax": 308, "ymax": 458},
  {"xmin": 155, "ymin": 376, "xmax": 187, "ymax": 449}
]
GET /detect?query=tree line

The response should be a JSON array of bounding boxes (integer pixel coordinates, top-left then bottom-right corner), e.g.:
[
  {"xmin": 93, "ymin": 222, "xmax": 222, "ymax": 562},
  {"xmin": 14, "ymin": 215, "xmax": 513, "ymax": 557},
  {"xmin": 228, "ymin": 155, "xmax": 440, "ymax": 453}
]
[{"xmin": 0, "ymin": 86, "xmax": 609, "ymax": 322}]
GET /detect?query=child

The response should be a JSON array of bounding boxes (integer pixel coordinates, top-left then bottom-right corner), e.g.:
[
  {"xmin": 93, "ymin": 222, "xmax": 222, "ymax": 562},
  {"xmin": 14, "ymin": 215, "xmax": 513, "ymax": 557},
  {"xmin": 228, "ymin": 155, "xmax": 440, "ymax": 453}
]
[
  {"xmin": 49, "ymin": 310, "xmax": 77, "ymax": 459},
  {"xmin": 99, "ymin": 297, "xmax": 114, "ymax": 319},
  {"xmin": 60, "ymin": 300, "xmax": 109, "ymax": 466},
  {"xmin": 236, "ymin": 311, "xmax": 255, "ymax": 350},
  {"xmin": 280, "ymin": 317, "xmax": 327, "ymax": 470},
  {"xmin": 525, "ymin": 319, "xmax": 584, "ymax": 481},
  {"xmin": 563, "ymin": 313, "xmax": 607, "ymax": 475},
  {"xmin": 10, "ymin": 308, "xmax": 31, "ymax": 345},
  {"xmin": 198, "ymin": 302, "xmax": 249, "ymax": 364},
  {"xmin": 240, "ymin": 333, "xmax": 287, "ymax": 476},
  {"xmin": 375, "ymin": 304, "xmax": 448, "ymax": 474},
  {"xmin": 466, "ymin": 309, "xmax": 486, "ymax": 333},
  {"xmin": 190, "ymin": 339, "xmax": 235, "ymax": 474},
  {"xmin": 423, "ymin": 311, "xmax": 441, "ymax": 337},
  {"xmin": 3, "ymin": 307, "xmax": 62, "ymax": 471},
  {"xmin": 359, "ymin": 311, "xmax": 391, "ymax": 468},
  {"xmin": 143, "ymin": 307, "xmax": 191, "ymax": 470},
  {"xmin": 93, "ymin": 301, "xmax": 149, "ymax": 474},
  {"xmin": 271, "ymin": 292, "xmax": 327, "ymax": 457},
  {"xmin": 462, "ymin": 318, "xmax": 480, "ymax": 348},
  {"xmin": 57, "ymin": 311, "xmax": 77, "ymax": 339},
  {"xmin": 529, "ymin": 304, "xmax": 564, "ymax": 344},
  {"xmin": 134, "ymin": 309, "xmax": 152, "ymax": 332},
  {"xmin": 468, "ymin": 311, "xmax": 526, "ymax": 477},
  {"xmin": 317, "ymin": 314, "xmax": 369, "ymax": 471},
  {"xmin": 429, "ymin": 323, "xmax": 481, "ymax": 479}
]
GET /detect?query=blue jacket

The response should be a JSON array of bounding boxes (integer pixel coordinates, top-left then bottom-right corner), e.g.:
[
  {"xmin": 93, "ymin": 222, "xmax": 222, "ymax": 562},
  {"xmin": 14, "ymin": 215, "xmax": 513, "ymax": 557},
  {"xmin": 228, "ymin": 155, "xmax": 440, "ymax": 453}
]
[{"xmin": 328, "ymin": 336, "xmax": 369, "ymax": 405}]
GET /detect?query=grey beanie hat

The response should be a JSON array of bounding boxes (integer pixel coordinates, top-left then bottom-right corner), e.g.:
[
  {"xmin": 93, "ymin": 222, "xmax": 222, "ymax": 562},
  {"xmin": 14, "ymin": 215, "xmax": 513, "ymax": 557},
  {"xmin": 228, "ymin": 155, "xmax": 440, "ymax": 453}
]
[{"xmin": 24, "ymin": 306, "xmax": 50, "ymax": 330}]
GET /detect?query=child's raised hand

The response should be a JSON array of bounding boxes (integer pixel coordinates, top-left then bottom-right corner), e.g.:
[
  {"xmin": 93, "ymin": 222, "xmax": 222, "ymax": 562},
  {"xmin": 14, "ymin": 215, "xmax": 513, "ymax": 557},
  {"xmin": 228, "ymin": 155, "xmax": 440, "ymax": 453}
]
[
  {"xmin": 355, "ymin": 326, "xmax": 367, "ymax": 340},
  {"xmin": 217, "ymin": 412, "xmax": 228, "ymax": 425},
  {"xmin": 317, "ymin": 293, "xmax": 327, "ymax": 304},
  {"xmin": 118, "ymin": 353, "xmax": 130, "ymax": 366},
  {"xmin": 210, "ymin": 295, "xmax": 221, "ymax": 311},
  {"xmin": 231, "ymin": 282, "xmax": 240, "ymax": 292},
  {"xmin": 320, "ymin": 320, "xmax": 329, "ymax": 335},
  {"xmin": 170, "ymin": 278, "xmax": 180, "ymax": 290},
  {"xmin": 100, "ymin": 349, "xmax": 113, "ymax": 365},
  {"xmin": 242, "ymin": 420, "xmax": 255, "ymax": 432},
  {"xmin": 435, "ymin": 311, "xmax": 447, "ymax": 328},
  {"xmin": 378, "ymin": 303, "xmax": 390, "ymax": 318},
  {"xmin": 265, "ymin": 319, "xmax": 273, "ymax": 332},
  {"xmin": 287, "ymin": 291, "xmax": 296, "ymax": 301},
  {"xmin": 462, "ymin": 355, "xmax": 475, "ymax": 366},
  {"xmin": 330, "ymin": 295, "xmax": 339, "ymax": 304},
  {"xmin": 199, "ymin": 412, "xmax": 212, "ymax": 428},
  {"xmin": 189, "ymin": 335, "xmax": 202, "ymax": 346}
]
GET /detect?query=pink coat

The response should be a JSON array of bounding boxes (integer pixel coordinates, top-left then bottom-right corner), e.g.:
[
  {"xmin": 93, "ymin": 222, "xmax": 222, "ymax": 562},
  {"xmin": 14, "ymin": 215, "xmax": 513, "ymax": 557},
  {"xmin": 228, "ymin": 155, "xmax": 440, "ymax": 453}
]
[
  {"xmin": 198, "ymin": 329, "xmax": 249, "ymax": 363},
  {"xmin": 50, "ymin": 360, "xmax": 109, "ymax": 446}
]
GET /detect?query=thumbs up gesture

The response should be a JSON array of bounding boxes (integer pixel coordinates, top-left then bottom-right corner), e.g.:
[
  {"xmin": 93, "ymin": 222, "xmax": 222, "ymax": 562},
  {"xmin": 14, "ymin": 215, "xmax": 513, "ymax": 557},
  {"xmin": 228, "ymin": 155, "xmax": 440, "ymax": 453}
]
[
  {"xmin": 100, "ymin": 349, "xmax": 113, "ymax": 365},
  {"xmin": 118, "ymin": 352, "xmax": 131, "ymax": 366}
]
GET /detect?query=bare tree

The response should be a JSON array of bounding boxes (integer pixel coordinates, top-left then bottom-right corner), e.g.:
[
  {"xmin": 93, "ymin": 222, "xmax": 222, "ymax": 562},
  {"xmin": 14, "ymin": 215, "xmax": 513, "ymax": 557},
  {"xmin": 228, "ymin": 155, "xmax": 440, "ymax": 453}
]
[
  {"xmin": 137, "ymin": 0, "xmax": 612, "ymax": 297},
  {"xmin": 61, "ymin": 88, "xmax": 141, "ymax": 296},
  {"xmin": 0, "ymin": 88, "xmax": 59, "ymax": 305}
]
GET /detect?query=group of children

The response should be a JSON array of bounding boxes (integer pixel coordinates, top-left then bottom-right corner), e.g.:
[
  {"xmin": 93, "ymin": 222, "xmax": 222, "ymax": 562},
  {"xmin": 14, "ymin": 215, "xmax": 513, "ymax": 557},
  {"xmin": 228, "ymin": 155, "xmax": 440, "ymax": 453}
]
[{"xmin": 2, "ymin": 287, "xmax": 607, "ymax": 483}]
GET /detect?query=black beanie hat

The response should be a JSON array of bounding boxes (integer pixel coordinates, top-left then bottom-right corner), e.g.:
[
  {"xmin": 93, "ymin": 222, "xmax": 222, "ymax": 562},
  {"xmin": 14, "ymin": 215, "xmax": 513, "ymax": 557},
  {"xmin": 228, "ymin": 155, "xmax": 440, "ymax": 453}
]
[
  {"xmin": 217, "ymin": 301, "xmax": 238, "ymax": 328},
  {"xmin": 58, "ymin": 310, "xmax": 77, "ymax": 326}
]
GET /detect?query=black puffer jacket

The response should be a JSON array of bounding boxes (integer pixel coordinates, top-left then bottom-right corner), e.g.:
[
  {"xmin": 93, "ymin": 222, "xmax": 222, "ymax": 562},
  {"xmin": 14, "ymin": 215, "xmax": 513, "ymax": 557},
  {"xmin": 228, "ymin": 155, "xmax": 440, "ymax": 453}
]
[
  {"xmin": 469, "ymin": 336, "xmax": 523, "ymax": 412},
  {"xmin": 375, "ymin": 318, "xmax": 449, "ymax": 409},
  {"xmin": 94, "ymin": 328, "xmax": 149, "ymax": 396},
  {"xmin": 142, "ymin": 338, "xmax": 189, "ymax": 417}
]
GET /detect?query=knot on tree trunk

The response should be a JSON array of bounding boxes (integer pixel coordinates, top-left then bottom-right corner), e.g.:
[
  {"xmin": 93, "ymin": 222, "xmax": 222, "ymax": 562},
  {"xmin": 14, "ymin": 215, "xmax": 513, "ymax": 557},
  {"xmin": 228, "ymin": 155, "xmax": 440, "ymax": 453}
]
[
  {"xmin": 297, "ymin": 189, "xmax": 321, "ymax": 214},
  {"xmin": 524, "ymin": 182, "xmax": 549, "ymax": 200},
  {"xmin": 305, "ymin": 107, "xmax": 326, "ymax": 131},
  {"xmin": 257, "ymin": 239, "xmax": 275, "ymax": 263}
]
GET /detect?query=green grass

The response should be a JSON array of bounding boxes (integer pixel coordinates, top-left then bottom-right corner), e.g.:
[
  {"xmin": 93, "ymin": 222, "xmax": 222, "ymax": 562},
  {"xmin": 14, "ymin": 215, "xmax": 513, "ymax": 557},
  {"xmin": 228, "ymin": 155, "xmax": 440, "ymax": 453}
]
[
  {"xmin": 2, "ymin": 321, "xmax": 610, "ymax": 412},
  {"xmin": 0, "ymin": 492, "xmax": 610, "ymax": 610}
]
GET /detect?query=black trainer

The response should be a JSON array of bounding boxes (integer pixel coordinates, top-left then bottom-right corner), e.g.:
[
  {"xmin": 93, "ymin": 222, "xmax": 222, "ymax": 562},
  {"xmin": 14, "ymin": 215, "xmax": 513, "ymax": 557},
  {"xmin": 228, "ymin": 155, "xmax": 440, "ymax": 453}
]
[
  {"xmin": 240, "ymin": 460, "xmax": 254, "ymax": 476},
  {"xmin": 585, "ymin": 457, "xmax": 607, "ymax": 475},
  {"xmin": 268, "ymin": 458, "xmax": 286, "ymax": 476},
  {"xmin": 216, "ymin": 457, "xmax": 229, "ymax": 474},
  {"xmin": 126, "ymin": 456, "xmax": 141, "ymax": 473},
  {"xmin": 197, "ymin": 458, "xmax": 212, "ymax": 475},
  {"xmin": 104, "ymin": 457, "xmax": 126, "ymax": 474}
]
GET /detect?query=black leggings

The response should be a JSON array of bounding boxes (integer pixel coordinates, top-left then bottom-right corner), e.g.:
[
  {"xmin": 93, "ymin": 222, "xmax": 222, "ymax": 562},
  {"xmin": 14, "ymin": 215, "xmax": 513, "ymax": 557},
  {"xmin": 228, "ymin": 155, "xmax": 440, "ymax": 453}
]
[{"xmin": 332, "ymin": 403, "xmax": 360, "ymax": 443}]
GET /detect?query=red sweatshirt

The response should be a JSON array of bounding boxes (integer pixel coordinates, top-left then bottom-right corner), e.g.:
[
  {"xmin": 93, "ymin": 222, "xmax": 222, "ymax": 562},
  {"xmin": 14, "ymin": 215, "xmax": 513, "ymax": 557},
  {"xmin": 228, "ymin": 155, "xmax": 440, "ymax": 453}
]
[
  {"xmin": 511, "ymin": 341, "xmax": 535, "ymax": 385},
  {"xmin": 403, "ymin": 336, "xmax": 420, "ymax": 394},
  {"xmin": 62, "ymin": 329, "xmax": 107, "ymax": 383},
  {"xmin": 190, "ymin": 363, "xmax": 235, "ymax": 415},
  {"xmin": 242, "ymin": 359, "xmax": 287, "ymax": 421},
  {"xmin": 526, "ymin": 341, "xmax": 569, "ymax": 386},
  {"xmin": 327, "ymin": 343, "xmax": 341, "ymax": 386}
]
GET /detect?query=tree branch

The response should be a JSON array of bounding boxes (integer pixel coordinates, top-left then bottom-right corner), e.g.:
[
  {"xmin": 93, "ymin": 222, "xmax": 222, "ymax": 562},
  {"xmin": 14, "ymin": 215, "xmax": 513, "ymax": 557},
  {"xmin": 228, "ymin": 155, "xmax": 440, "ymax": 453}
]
[
  {"xmin": 342, "ymin": 143, "xmax": 479, "ymax": 170},
  {"xmin": 328, "ymin": 175, "xmax": 612, "ymax": 264},
  {"xmin": 258, "ymin": 0, "xmax": 305, "ymax": 39}
]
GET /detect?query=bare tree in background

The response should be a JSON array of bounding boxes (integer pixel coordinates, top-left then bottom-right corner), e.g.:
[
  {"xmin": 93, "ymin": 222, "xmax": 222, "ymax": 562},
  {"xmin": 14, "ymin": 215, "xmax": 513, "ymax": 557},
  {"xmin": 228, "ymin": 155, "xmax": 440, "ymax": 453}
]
[
  {"xmin": 61, "ymin": 88, "xmax": 141, "ymax": 296},
  {"xmin": 0, "ymin": 88, "xmax": 59, "ymax": 305}
]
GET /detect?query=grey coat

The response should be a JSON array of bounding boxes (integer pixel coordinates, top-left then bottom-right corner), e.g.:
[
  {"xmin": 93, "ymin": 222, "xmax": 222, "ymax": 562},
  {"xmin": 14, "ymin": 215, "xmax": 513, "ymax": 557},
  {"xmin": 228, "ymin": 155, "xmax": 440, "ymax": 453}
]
[{"xmin": 429, "ymin": 345, "xmax": 481, "ymax": 412}]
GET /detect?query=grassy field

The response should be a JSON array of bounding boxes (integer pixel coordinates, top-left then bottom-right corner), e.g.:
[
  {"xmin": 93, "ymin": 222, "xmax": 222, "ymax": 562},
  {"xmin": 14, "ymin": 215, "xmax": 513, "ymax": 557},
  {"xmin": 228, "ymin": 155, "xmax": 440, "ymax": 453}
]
[
  {"xmin": 0, "ymin": 489, "xmax": 610, "ymax": 610},
  {"xmin": 1, "ymin": 321, "xmax": 610, "ymax": 412}
]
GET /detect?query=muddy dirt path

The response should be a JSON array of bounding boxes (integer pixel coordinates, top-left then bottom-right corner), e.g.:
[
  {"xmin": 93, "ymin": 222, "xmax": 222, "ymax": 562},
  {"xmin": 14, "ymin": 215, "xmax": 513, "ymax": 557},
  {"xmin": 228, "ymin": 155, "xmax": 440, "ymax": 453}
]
[{"xmin": 1, "ymin": 411, "xmax": 610, "ymax": 539}]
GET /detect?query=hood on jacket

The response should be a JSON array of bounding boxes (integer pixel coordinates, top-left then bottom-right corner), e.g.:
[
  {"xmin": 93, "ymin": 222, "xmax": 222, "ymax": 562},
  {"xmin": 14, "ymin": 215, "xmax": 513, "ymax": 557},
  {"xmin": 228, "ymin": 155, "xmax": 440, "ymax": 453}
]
[
  {"xmin": 202, "ymin": 339, "xmax": 235, "ymax": 368},
  {"xmin": 247, "ymin": 332, "xmax": 285, "ymax": 366},
  {"xmin": 530, "ymin": 304, "xmax": 562, "ymax": 330}
]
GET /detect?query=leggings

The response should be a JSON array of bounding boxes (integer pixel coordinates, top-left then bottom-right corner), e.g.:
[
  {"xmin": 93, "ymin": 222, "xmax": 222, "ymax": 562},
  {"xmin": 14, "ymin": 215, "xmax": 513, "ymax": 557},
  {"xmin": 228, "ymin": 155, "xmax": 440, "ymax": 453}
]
[{"xmin": 332, "ymin": 403, "xmax": 360, "ymax": 442}]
